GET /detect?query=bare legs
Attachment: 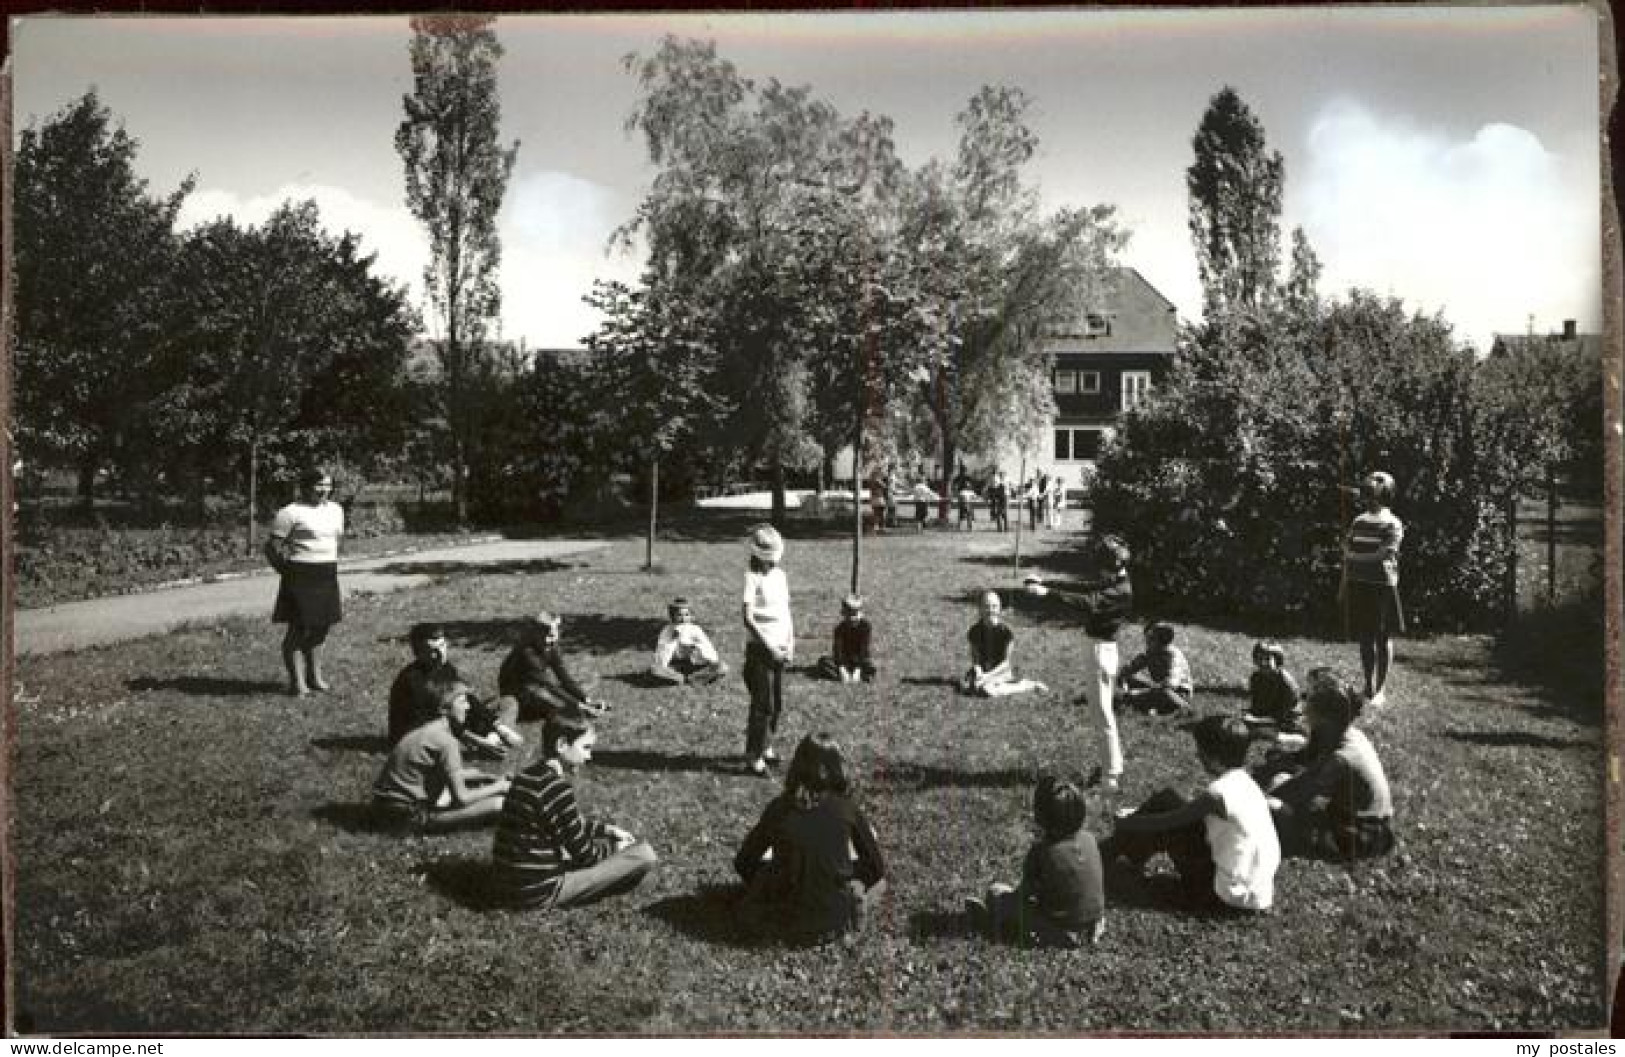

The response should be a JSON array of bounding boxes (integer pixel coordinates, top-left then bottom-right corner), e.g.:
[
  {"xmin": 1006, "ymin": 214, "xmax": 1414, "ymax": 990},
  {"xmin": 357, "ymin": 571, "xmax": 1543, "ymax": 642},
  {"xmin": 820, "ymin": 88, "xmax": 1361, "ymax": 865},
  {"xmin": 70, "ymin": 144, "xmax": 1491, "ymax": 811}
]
[{"xmin": 282, "ymin": 625, "xmax": 332, "ymax": 697}]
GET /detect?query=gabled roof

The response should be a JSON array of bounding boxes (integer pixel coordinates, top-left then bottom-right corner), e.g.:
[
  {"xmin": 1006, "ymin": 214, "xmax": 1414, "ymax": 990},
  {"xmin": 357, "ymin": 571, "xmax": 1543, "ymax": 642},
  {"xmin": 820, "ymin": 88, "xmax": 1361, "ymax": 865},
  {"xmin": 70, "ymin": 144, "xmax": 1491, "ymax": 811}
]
[{"xmin": 1044, "ymin": 266, "xmax": 1179, "ymax": 355}]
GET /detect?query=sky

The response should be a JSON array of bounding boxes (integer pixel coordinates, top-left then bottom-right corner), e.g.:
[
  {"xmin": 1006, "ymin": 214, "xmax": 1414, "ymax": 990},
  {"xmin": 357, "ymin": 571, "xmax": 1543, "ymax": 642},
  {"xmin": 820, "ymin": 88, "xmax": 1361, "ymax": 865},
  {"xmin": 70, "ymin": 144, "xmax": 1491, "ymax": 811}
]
[{"xmin": 10, "ymin": 6, "xmax": 1604, "ymax": 354}]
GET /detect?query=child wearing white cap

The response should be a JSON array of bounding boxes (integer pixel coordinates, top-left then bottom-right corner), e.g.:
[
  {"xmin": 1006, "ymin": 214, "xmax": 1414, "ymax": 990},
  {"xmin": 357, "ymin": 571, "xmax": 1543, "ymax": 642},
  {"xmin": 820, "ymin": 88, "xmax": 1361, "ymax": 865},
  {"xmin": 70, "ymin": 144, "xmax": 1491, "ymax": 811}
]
[{"xmin": 741, "ymin": 524, "xmax": 794, "ymax": 776}]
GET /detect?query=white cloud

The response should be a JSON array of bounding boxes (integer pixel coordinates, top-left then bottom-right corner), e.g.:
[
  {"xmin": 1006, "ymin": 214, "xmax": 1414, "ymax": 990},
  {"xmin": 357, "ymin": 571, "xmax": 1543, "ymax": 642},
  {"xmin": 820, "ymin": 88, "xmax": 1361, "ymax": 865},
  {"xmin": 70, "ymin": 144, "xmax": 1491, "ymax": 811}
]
[
  {"xmin": 1297, "ymin": 99, "xmax": 1599, "ymax": 350},
  {"xmin": 496, "ymin": 169, "xmax": 641, "ymax": 348},
  {"xmin": 177, "ymin": 181, "xmax": 429, "ymax": 302},
  {"xmin": 174, "ymin": 172, "xmax": 642, "ymax": 348}
]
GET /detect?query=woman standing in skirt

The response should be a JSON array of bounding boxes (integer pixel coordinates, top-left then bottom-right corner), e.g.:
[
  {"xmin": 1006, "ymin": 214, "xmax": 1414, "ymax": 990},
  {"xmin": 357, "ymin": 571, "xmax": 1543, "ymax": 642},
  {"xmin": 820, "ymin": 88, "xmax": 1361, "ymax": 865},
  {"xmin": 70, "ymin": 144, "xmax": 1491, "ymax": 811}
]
[{"xmin": 267, "ymin": 467, "xmax": 345, "ymax": 697}]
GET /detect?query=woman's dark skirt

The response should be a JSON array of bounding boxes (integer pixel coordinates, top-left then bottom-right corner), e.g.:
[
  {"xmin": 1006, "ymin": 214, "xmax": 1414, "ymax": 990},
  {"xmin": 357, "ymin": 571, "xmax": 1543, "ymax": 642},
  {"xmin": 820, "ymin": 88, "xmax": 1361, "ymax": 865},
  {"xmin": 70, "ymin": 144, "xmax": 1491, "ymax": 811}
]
[
  {"xmin": 273, "ymin": 561, "xmax": 342, "ymax": 629},
  {"xmin": 1345, "ymin": 580, "xmax": 1405, "ymax": 637}
]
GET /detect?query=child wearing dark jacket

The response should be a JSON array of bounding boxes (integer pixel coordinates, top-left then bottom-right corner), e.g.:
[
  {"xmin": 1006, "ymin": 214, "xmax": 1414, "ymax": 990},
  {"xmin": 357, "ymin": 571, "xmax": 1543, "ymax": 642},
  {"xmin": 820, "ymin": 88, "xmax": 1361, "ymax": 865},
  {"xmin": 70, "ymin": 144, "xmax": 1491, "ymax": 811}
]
[
  {"xmin": 734, "ymin": 733, "xmax": 888, "ymax": 944},
  {"xmin": 1025, "ymin": 534, "xmax": 1134, "ymax": 790},
  {"xmin": 965, "ymin": 773, "xmax": 1106, "ymax": 947},
  {"xmin": 498, "ymin": 612, "xmax": 607, "ymax": 722},
  {"xmin": 815, "ymin": 594, "xmax": 877, "ymax": 683}
]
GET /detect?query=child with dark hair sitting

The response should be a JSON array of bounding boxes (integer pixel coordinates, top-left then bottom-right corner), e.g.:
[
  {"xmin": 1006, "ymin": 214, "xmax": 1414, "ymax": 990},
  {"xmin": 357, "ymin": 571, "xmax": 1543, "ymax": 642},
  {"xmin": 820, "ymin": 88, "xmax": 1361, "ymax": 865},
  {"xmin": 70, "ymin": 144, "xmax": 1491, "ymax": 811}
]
[
  {"xmin": 491, "ymin": 713, "xmax": 658, "ymax": 911},
  {"xmin": 1101, "ymin": 715, "xmax": 1280, "ymax": 912},
  {"xmin": 1244, "ymin": 640, "xmax": 1302, "ymax": 734},
  {"xmin": 814, "ymin": 594, "xmax": 877, "ymax": 684},
  {"xmin": 1265, "ymin": 667, "xmax": 1395, "ymax": 860},
  {"xmin": 498, "ymin": 611, "xmax": 608, "ymax": 721},
  {"xmin": 1117, "ymin": 621, "xmax": 1194, "ymax": 716},
  {"xmin": 734, "ymin": 733, "xmax": 888, "ymax": 944},
  {"xmin": 650, "ymin": 597, "xmax": 729, "ymax": 686},
  {"xmin": 387, "ymin": 622, "xmax": 461, "ymax": 746},
  {"xmin": 965, "ymin": 773, "xmax": 1106, "ymax": 947}
]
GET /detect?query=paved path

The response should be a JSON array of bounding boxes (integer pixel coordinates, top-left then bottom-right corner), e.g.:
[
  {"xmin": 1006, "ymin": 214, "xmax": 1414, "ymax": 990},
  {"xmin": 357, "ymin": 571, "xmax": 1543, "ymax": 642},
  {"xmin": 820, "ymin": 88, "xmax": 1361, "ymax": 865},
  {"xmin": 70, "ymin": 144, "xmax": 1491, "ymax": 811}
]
[{"xmin": 14, "ymin": 539, "xmax": 610, "ymax": 657}]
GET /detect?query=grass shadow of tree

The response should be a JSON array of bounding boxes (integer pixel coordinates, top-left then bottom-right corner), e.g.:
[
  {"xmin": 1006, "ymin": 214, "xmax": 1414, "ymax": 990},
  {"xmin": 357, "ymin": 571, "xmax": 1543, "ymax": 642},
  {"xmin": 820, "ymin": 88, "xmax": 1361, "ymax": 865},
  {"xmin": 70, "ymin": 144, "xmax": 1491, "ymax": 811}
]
[
  {"xmin": 591, "ymin": 748, "xmax": 741, "ymax": 776},
  {"xmin": 1442, "ymin": 729, "xmax": 1595, "ymax": 751},
  {"xmin": 127, "ymin": 675, "xmax": 286, "ymax": 696},
  {"xmin": 311, "ymin": 802, "xmax": 399, "ymax": 836},
  {"xmin": 438, "ymin": 613, "xmax": 665, "ymax": 657},
  {"xmin": 371, "ymin": 558, "xmax": 576, "ymax": 577},
  {"xmin": 868, "ymin": 761, "xmax": 1037, "ymax": 791},
  {"xmin": 908, "ymin": 906, "xmax": 978, "ymax": 942},
  {"xmin": 417, "ymin": 856, "xmax": 509, "ymax": 912},
  {"xmin": 642, "ymin": 884, "xmax": 759, "ymax": 949},
  {"xmin": 310, "ymin": 734, "xmax": 389, "ymax": 755}
]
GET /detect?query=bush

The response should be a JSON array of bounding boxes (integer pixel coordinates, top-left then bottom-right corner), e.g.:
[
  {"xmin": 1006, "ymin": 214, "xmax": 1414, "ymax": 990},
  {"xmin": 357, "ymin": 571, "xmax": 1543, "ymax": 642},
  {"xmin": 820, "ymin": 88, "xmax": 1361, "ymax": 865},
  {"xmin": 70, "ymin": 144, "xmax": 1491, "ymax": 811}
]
[{"xmin": 1093, "ymin": 292, "xmax": 1507, "ymax": 631}]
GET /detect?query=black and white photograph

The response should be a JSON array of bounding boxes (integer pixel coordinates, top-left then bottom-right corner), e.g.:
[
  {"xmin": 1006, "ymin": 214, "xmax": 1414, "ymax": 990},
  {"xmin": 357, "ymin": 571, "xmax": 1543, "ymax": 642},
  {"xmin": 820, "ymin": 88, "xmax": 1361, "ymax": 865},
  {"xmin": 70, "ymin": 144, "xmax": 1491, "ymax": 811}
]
[{"xmin": 5, "ymin": 3, "xmax": 1614, "ymax": 1035}]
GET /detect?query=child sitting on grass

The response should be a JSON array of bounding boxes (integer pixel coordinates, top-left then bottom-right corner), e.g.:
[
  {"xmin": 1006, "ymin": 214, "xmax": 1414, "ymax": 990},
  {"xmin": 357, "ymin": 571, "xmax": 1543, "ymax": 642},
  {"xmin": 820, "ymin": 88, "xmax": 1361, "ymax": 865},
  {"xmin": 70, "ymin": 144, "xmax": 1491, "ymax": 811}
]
[
  {"xmin": 491, "ymin": 714, "xmax": 659, "ymax": 911},
  {"xmin": 1265, "ymin": 668, "xmax": 1395, "ymax": 860},
  {"xmin": 1101, "ymin": 714, "xmax": 1280, "ymax": 912},
  {"xmin": 961, "ymin": 590, "xmax": 1047, "ymax": 698},
  {"xmin": 372, "ymin": 675, "xmax": 511, "ymax": 833},
  {"xmin": 734, "ymin": 733, "xmax": 888, "ymax": 945},
  {"xmin": 1117, "ymin": 621, "xmax": 1194, "ymax": 716},
  {"xmin": 387, "ymin": 622, "xmax": 462, "ymax": 746},
  {"xmin": 1244, "ymin": 640, "xmax": 1302, "ymax": 734},
  {"xmin": 814, "ymin": 593, "xmax": 877, "ymax": 684},
  {"xmin": 965, "ymin": 773, "xmax": 1106, "ymax": 948},
  {"xmin": 498, "ymin": 611, "xmax": 608, "ymax": 722},
  {"xmin": 650, "ymin": 597, "xmax": 729, "ymax": 686}
]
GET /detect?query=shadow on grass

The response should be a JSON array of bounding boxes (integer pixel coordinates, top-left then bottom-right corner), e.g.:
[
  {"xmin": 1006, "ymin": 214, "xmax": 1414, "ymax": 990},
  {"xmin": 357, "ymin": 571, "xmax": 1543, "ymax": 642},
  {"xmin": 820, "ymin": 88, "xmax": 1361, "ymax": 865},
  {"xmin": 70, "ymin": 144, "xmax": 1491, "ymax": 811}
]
[
  {"xmin": 127, "ymin": 675, "xmax": 286, "ymax": 696},
  {"xmin": 437, "ymin": 613, "xmax": 665, "ymax": 657},
  {"xmin": 908, "ymin": 907, "xmax": 978, "ymax": 942},
  {"xmin": 642, "ymin": 884, "xmax": 759, "ymax": 949},
  {"xmin": 869, "ymin": 760, "xmax": 1036, "ymax": 791},
  {"xmin": 310, "ymin": 734, "xmax": 389, "ymax": 755},
  {"xmin": 899, "ymin": 676, "xmax": 960, "ymax": 689},
  {"xmin": 590, "ymin": 748, "xmax": 742, "ymax": 776},
  {"xmin": 418, "ymin": 856, "xmax": 508, "ymax": 911},
  {"xmin": 370, "ymin": 558, "xmax": 576, "ymax": 577},
  {"xmin": 1443, "ymin": 729, "xmax": 1596, "ymax": 751},
  {"xmin": 311, "ymin": 802, "xmax": 399, "ymax": 835},
  {"xmin": 608, "ymin": 671, "xmax": 679, "ymax": 690}
]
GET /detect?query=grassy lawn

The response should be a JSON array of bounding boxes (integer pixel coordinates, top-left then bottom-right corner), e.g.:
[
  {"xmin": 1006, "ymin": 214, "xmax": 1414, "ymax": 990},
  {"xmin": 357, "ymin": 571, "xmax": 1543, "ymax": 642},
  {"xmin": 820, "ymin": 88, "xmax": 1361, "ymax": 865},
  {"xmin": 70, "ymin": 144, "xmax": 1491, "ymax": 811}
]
[{"xmin": 10, "ymin": 520, "xmax": 1608, "ymax": 1033}]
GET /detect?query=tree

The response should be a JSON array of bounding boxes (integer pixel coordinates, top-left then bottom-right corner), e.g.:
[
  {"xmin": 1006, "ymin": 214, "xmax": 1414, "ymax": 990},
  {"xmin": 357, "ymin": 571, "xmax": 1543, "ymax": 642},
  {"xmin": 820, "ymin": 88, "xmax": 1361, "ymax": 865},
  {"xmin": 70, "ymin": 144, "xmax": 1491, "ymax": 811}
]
[
  {"xmin": 396, "ymin": 14, "xmax": 519, "ymax": 525},
  {"xmin": 159, "ymin": 201, "xmax": 418, "ymax": 550},
  {"xmin": 13, "ymin": 90, "xmax": 193, "ymax": 501},
  {"xmin": 902, "ymin": 88, "xmax": 1125, "ymax": 516},
  {"xmin": 1474, "ymin": 327, "xmax": 1604, "ymax": 609},
  {"xmin": 582, "ymin": 279, "xmax": 723, "ymax": 568},
  {"xmin": 620, "ymin": 39, "xmax": 846, "ymax": 526},
  {"xmin": 1187, "ymin": 86, "xmax": 1285, "ymax": 322}
]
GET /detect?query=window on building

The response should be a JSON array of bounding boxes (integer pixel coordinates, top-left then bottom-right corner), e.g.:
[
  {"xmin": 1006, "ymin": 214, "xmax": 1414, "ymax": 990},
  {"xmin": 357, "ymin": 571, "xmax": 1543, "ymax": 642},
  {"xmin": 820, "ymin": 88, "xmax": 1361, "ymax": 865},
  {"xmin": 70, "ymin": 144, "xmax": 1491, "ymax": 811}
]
[
  {"xmin": 1079, "ymin": 371, "xmax": 1101, "ymax": 394},
  {"xmin": 1054, "ymin": 428, "xmax": 1071, "ymax": 461},
  {"xmin": 1071, "ymin": 428, "xmax": 1103, "ymax": 460},
  {"xmin": 1121, "ymin": 370, "xmax": 1152, "ymax": 410},
  {"xmin": 1084, "ymin": 313, "xmax": 1113, "ymax": 336},
  {"xmin": 1053, "ymin": 370, "xmax": 1077, "ymax": 394}
]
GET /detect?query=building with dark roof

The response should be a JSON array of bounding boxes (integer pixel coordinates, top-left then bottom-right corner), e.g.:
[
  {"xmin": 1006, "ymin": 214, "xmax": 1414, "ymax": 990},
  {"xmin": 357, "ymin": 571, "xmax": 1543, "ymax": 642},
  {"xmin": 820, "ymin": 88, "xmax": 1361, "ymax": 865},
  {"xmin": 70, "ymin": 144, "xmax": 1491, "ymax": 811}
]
[{"xmin": 1039, "ymin": 265, "xmax": 1180, "ymax": 471}]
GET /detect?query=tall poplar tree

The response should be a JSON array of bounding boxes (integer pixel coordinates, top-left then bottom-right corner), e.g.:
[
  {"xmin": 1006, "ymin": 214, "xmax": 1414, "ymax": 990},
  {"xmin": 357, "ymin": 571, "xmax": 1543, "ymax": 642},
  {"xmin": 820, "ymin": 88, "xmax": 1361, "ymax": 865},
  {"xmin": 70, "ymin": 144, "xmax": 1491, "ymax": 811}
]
[
  {"xmin": 396, "ymin": 14, "xmax": 519, "ymax": 524},
  {"xmin": 1187, "ymin": 86, "xmax": 1284, "ymax": 322}
]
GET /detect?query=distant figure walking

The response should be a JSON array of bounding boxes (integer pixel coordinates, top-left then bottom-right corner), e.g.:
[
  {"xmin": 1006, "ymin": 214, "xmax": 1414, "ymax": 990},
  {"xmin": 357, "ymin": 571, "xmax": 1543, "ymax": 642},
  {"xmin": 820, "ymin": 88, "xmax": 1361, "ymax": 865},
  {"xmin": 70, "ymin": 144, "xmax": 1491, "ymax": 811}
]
[
  {"xmin": 988, "ymin": 471, "xmax": 1011, "ymax": 533},
  {"xmin": 266, "ymin": 466, "xmax": 344, "ymax": 698}
]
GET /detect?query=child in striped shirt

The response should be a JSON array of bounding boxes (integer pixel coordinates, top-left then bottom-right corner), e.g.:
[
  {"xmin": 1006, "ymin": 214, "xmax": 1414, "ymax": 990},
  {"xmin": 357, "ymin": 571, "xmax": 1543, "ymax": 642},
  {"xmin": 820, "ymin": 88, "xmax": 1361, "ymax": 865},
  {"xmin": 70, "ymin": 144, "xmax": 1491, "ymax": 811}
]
[
  {"xmin": 491, "ymin": 715, "xmax": 658, "ymax": 911},
  {"xmin": 1340, "ymin": 471, "xmax": 1405, "ymax": 708}
]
